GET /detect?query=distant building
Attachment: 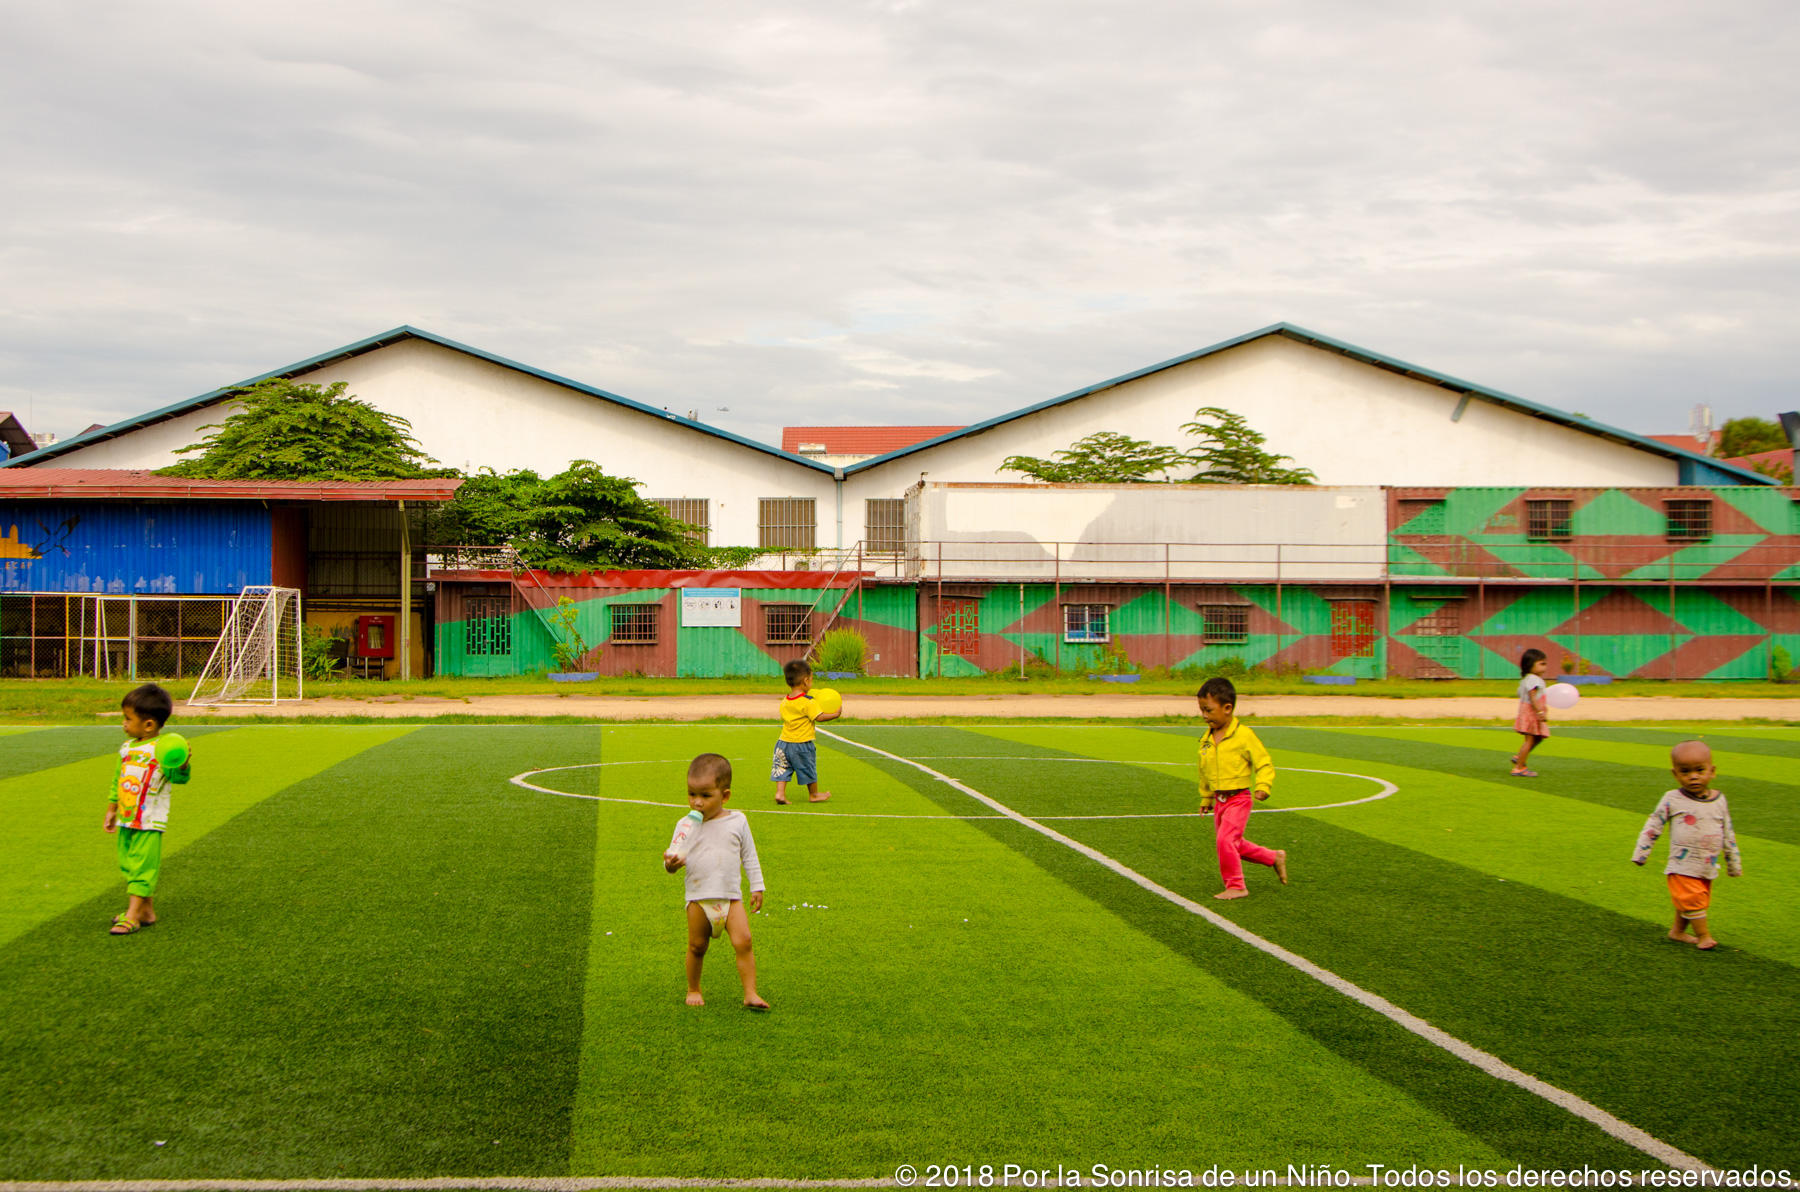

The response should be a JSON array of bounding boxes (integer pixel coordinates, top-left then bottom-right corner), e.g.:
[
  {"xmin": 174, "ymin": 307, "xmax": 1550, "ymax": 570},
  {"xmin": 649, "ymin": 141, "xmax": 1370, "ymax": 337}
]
[{"xmin": 781, "ymin": 426, "xmax": 964, "ymax": 469}]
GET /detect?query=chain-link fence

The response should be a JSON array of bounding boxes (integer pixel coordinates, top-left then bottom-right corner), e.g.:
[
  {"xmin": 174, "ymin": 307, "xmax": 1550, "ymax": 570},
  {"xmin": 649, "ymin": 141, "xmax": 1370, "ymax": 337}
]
[{"xmin": 0, "ymin": 594, "xmax": 234, "ymax": 679}]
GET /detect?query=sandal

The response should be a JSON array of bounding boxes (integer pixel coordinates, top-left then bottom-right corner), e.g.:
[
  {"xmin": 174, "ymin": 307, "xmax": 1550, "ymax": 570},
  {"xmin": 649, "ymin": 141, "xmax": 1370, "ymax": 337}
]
[
  {"xmin": 1510, "ymin": 768, "xmax": 1537, "ymax": 778},
  {"xmin": 109, "ymin": 914, "xmax": 144, "ymax": 935}
]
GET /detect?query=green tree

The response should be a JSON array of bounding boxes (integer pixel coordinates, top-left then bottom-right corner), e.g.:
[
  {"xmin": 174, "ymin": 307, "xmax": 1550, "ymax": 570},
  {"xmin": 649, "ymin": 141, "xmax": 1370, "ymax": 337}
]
[
  {"xmin": 431, "ymin": 460, "xmax": 757, "ymax": 572},
  {"xmin": 1000, "ymin": 431, "xmax": 1188, "ymax": 482},
  {"xmin": 1718, "ymin": 416, "xmax": 1789, "ymax": 459},
  {"xmin": 1181, "ymin": 407, "xmax": 1316, "ymax": 485},
  {"xmin": 159, "ymin": 379, "xmax": 449, "ymax": 479}
]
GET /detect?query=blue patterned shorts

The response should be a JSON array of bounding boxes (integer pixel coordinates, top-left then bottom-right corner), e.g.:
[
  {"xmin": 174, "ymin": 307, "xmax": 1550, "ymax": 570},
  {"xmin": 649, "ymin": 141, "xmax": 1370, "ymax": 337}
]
[{"xmin": 771, "ymin": 739, "xmax": 817, "ymax": 786}]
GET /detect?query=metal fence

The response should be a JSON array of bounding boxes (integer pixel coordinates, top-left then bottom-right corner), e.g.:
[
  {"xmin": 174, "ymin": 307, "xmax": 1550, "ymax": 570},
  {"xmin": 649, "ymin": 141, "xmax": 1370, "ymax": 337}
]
[{"xmin": 0, "ymin": 594, "xmax": 231, "ymax": 679}]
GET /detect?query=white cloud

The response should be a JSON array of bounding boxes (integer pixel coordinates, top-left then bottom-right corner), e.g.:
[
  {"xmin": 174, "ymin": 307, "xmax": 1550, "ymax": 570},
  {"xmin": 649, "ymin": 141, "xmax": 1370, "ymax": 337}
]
[{"xmin": 2, "ymin": 0, "xmax": 1797, "ymax": 452}]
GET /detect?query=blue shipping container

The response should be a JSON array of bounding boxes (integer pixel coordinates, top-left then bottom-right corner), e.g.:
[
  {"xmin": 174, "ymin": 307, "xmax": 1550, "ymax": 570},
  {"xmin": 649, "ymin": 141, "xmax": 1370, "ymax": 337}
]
[{"xmin": 0, "ymin": 503, "xmax": 272, "ymax": 594}]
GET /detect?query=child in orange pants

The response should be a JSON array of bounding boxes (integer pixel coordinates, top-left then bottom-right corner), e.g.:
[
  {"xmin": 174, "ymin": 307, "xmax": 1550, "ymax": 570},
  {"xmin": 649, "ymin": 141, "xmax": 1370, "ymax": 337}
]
[{"xmin": 1196, "ymin": 677, "xmax": 1288, "ymax": 900}]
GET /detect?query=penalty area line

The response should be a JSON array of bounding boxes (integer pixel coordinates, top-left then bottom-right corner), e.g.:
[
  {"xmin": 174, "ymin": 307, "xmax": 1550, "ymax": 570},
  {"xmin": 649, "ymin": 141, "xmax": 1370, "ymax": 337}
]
[{"xmin": 818, "ymin": 729, "xmax": 1711, "ymax": 1174}]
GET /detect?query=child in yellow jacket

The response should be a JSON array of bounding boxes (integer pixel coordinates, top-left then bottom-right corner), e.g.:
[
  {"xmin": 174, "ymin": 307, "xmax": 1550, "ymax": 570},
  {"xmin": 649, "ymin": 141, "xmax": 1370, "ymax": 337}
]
[{"xmin": 1196, "ymin": 676, "xmax": 1287, "ymax": 900}]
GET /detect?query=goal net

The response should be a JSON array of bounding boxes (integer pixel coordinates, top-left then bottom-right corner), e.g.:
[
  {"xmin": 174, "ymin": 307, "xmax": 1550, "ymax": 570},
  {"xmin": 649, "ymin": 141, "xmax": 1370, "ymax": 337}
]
[{"xmin": 188, "ymin": 586, "xmax": 304, "ymax": 705}]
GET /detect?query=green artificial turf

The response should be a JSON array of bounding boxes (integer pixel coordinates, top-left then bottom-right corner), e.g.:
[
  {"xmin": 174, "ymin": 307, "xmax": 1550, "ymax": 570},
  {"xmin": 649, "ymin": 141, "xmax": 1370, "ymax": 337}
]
[
  {"xmin": 2, "ymin": 722, "xmax": 1795, "ymax": 1182},
  {"xmin": 0, "ymin": 726, "xmax": 600, "ymax": 1181}
]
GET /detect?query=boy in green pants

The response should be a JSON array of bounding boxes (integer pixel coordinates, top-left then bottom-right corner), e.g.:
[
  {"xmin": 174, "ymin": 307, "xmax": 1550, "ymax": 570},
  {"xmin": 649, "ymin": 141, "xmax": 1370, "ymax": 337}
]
[{"xmin": 103, "ymin": 683, "xmax": 191, "ymax": 936}]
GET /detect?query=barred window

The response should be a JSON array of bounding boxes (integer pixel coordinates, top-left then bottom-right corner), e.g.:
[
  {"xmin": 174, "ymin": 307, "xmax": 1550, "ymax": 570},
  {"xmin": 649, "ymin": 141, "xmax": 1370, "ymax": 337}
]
[
  {"xmin": 1411, "ymin": 600, "xmax": 1463, "ymax": 636},
  {"xmin": 650, "ymin": 498, "xmax": 709, "ymax": 546},
  {"xmin": 1526, "ymin": 499, "xmax": 1573, "ymax": 541},
  {"xmin": 465, "ymin": 596, "xmax": 512, "ymax": 657},
  {"xmin": 1200, "ymin": 604, "xmax": 1249, "ymax": 645},
  {"xmin": 1666, "ymin": 500, "xmax": 1712, "ymax": 541},
  {"xmin": 1063, "ymin": 604, "xmax": 1110, "ymax": 644},
  {"xmin": 1396, "ymin": 499, "xmax": 1446, "ymax": 535},
  {"xmin": 759, "ymin": 498, "xmax": 816, "ymax": 550},
  {"xmin": 610, "ymin": 604, "xmax": 659, "ymax": 645},
  {"xmin": 764, "ymin": 604, "xmax": 812, "ymax": 645},
  {"xmin": 865, "ymin": 498, "xmax": 906, "ymax": 552}
]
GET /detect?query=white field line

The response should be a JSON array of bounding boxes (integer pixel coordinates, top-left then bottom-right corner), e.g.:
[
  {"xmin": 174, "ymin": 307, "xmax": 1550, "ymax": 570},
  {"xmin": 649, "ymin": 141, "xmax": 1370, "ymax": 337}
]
[
  {"xmin": 511, "ymin": 766, "xmax": 1394, "ymax": 818},
  {"xmin": 818, "ymin": 729, "xmax": 1712, "ymax": 1174}
]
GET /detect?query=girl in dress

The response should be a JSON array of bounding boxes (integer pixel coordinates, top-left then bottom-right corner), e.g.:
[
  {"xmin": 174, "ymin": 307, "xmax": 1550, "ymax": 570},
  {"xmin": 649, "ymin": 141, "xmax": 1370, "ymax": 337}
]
[{"xmin": 1512, "ymin": 648, "xmax": 1551, "ymax": 777}]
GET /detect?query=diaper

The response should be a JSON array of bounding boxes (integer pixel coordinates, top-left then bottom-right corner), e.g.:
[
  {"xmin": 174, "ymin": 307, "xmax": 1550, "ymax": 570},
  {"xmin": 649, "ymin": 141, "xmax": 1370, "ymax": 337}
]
[{"xmin": 696, "ymin": 898, "xmax": 732, "ymax": 938}]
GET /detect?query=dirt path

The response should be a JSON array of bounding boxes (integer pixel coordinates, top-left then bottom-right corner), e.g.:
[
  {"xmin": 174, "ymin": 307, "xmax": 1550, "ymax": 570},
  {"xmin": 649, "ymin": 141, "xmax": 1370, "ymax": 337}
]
[{"xmin": 176, "ymin": 693, "xmax": 1800, "ymax": 722}]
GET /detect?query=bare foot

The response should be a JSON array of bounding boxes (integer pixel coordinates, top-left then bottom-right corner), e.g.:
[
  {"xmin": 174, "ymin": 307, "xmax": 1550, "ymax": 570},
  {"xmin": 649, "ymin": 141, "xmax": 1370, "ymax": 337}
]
[
  {"xmin": 685, "ymin": 991, "xmax": 705, "ymax": 1006},
  {"xmin": 809, "ymin": 791, "xmax": 832, "ymax": 803},
  {"xmin": 1667, "ymin": 930, "xmax": 1697, "ymax": 945},
  {"xmin": 1213, "ymin": 889, "xmax": 1249, "ymax": 901},
  {"xmin": 774, "ymin": 797, "xmax": 789, "ymax": 805},
  {"xmin": 1696, "ymin": 938, "xmax": 1719, "ymax": 951},
  {"xmin": 1274, "ymin": 850, "xmax": 1289, "ymax": 885},
  {"xmin": 744, "ymin": 997, "xmax": 771, "ymax": 1011}
]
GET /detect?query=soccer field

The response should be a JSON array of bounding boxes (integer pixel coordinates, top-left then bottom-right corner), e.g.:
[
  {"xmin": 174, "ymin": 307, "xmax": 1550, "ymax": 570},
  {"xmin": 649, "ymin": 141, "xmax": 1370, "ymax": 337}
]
[{"xmin": 1, "ymin": 721, "xmax": 1796, "ymax": 1183}]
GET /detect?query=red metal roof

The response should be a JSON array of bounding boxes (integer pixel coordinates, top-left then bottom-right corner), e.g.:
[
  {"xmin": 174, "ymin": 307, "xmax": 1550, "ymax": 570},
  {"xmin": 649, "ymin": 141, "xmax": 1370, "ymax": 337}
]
[
  {"xmin": 1647, "ymin": 433, "xmax": 1713, "ymax": 455},
  {"xmin": 1723, "ymin": 448, "xmax": 1793, "ymax": 474},
  {"xmin": 782, "ymin": 426, "xmax": 963, "ymax": 455},
  {"xmin": 433, "ymin": 569, "xmax": 863, "ymax": 589},
  {"xmin": 0, "ymin": 469, "xmax": 463, "ymax": 501}
]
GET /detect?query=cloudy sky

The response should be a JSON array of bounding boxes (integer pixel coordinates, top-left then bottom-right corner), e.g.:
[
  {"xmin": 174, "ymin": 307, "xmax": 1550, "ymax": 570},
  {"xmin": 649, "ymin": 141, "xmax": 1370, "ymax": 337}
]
[{"xmin": 3, "ymin": 0, "xmax": 1797, "ymax": 452}]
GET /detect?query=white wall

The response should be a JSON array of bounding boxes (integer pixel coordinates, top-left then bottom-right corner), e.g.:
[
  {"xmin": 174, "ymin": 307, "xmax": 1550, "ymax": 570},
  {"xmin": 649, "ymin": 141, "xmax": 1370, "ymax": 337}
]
[
  {"xmin": 844, "ymin": 335, "xmax": 1679, "ymax": 518},
  {"xmin": 908, "ymin": 482, "xmax": 1387, "ymax": 580}
]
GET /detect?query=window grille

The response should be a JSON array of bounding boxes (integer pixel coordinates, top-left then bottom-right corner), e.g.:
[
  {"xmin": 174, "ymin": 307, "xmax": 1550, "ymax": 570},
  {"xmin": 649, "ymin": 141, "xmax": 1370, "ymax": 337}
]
[
  {"xmin": 650, "ymin": 498, "xmax": 709, "ymax": 546},
  {"xmin": 1200, "ymin": 604, "xmax": 1249, "ymax": 644},
  {"xmin": 758, "ymin": 499, "xmax": 816, "ymax": 550},
  {"xmin": 465, "ymin": 596, "xmax": 512, "ymax": 657},
  {"xmin": 937, "ymin": 597, "xmax": 980, "ymax": 657},
  {"xmin": 1526, "ymin": 499, "xmax": 1573, "ymax": 541},
  {"xmin": 1396, "ymin": 499, "xmax": 1446, "ymax": 535},
  {"xmin": 1063, "ymin": 604, "xmax": 1110, "ymax": 644},
  {"xmin": 865, "ymin": 498, "xmax": 907, "ymax": 552},
  {"xmin": 764, "ymin": 604, "xmax": 812, "ymax": 645},
  {"xmin": 1328, "ymin": 601, "xmax": 1377, "ymax": 658},
  {"xmin": 610, "ymin": 603, "xmax": 659, "ymax": 645},
  {"xmin": 1666, "ymin": 500, "xmax": 1712, "ymax": 541},
  {"xmin": 1410, "ymin": 600, "xmax": 1462, "ymax": 637}
]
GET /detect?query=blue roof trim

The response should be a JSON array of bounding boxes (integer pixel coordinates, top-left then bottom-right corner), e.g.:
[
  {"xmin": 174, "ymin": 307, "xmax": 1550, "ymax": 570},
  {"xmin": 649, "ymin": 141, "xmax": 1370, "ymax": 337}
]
[
  {"xmin": 5, "ymin": 325, "xmax": 836, "ymax": 475},
  {"xmin": 842, "ymin": 322, "xmax": 1780, "ymax": 486}
]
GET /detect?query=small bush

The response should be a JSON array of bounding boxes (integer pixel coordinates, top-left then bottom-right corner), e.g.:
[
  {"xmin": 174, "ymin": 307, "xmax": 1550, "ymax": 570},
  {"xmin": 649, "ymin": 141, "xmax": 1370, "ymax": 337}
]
[
  {"xmin": 300, "ymin": 623, "xmax": 347, "ymax": 680},
  {"xmin": 816, "ymin": 628, "xmax": 869, "ymax": 675},
  {"xmin": 1773, "ymin": 645, "xmax": 1795, "ymax": 683},
  {"xmin": 1210, "ymin": 655, "xmax": 1251, "ymax": 678}
]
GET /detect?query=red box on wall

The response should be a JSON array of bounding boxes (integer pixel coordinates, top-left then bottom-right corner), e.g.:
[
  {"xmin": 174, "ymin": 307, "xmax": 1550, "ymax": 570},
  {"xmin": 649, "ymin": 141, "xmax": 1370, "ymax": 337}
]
[{"xmin": 355, "ymin": 615, "xmax": 396, "ymax": 659}]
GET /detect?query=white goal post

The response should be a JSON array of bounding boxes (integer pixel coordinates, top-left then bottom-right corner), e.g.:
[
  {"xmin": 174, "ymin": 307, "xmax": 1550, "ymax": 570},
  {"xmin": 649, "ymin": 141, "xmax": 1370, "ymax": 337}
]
[{"xmin": 188, "ymin": 586, "xmax": 304, "ymax": 706}]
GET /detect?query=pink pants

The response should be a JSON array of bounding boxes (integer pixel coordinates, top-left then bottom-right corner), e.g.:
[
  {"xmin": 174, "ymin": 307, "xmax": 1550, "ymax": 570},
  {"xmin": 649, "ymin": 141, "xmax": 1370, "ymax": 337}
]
[{"xmin": 1214, "ymin": 790, "xmax": 1279, "ymax": 891}]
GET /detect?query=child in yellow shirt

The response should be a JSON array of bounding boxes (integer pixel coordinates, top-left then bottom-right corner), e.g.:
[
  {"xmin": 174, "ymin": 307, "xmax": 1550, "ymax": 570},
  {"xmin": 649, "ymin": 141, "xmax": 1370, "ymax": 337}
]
[
  {"xmin": 1196, "ymin": 676, "xmax": 1287, "ymax": 900},
  {"xmin": 773, "ymin": 659, "xmax": 838, "ymax": 805}
]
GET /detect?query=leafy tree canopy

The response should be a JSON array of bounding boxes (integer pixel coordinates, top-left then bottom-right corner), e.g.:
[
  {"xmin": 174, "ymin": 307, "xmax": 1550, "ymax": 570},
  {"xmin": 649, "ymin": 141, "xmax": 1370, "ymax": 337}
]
[
  {"xmin": 158, "ymin": 379, "xmax": 449, "ymax": 480},
  {"xmin": 1718, "ymin": 416, "xmax": 1789, "ymax": 459},
  {"xmin": 431, "ymin": 461, "xmax": 759, "ymax": 573},
  {"xmin": 1000, "ymin": 432, "xmax": 1190, "ymax": 483},
  {"xmin": 1181, "ymin": 406, "xmax": 1316, "ymax": 485}
]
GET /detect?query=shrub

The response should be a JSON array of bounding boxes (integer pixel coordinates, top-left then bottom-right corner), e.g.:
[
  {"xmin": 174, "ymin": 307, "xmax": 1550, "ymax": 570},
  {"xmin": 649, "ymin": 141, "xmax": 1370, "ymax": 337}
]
[
  {"xmin": 1773, "ymin": 645, "xmax": 1795, "ymax": 683},
  {"xmin": 548, "ymin": 597, "xmax": 591, "ymax": 672},
  {"xmin": 300, "ymin": 623, "xmax": 347, "ymax": 680},
  {"xmin": 1210, "ymin": 655, "xmax": 1251, "ymax": 678},
  {"xmin": 816, "ymin": 628, "xmax": 869, "ymax": 675}
]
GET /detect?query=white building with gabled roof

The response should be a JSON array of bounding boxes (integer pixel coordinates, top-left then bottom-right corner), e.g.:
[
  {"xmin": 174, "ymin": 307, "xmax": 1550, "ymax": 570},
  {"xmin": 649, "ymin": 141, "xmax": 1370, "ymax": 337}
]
[{"xmin": 7, "ymin": 322, "xmax": 1775, "ymax": 551}]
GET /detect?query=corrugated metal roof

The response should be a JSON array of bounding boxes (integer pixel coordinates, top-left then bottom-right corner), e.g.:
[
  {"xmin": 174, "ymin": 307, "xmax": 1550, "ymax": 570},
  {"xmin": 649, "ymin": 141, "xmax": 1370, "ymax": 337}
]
[
  {"xmin": 5, "ymin": 325, "xmax": 835, "ymax": 475},
  {"xmin": 433, "ymin": 569, "xmax": 861, "ymax": 589},
  {"xmin": 0, "ymin": 469, "xmax": 462, "ymax": 501},
  {"xmin": 840, "ymin": 323, "xmax": 1782, "ymax": 486},
  {"xmin": 781, "ymin": 426, "xmax": 964, "ymax": 454}
]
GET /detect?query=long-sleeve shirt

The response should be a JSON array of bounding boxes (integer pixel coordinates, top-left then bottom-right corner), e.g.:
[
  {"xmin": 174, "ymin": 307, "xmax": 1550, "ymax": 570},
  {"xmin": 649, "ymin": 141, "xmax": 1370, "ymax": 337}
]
[
  {"xmin": 682, "ymin": 809, "xmax": 765, "ymax": 902},
  {"xmin": 1633, "ymin": 789, "xmax": 1742, "ymax": 880},
  {"xmin": 111, "ymin": 733, "xmax": 191, "ymax": 832},
  {"xmin": 1197, "ymin": 717, "xmax": 1275, "ymax": 797}
]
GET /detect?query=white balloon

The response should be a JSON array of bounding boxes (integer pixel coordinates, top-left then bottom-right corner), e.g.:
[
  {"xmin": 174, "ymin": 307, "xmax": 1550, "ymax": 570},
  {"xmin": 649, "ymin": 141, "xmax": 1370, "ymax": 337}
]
[{"xmin": 1545, "ymin": 682, "xmax": 1581, "ymax": 710}]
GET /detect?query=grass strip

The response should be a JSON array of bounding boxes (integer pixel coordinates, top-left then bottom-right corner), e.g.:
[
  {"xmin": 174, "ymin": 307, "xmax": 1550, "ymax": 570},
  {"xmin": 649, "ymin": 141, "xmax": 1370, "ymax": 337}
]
[
  {"xmin": 570, "ymin": 725, "xmax": 1502, "ymax": 1174},
  {"xmin": 0, "ymin": 726, "xmax": 599, "ymax": 1182}
]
